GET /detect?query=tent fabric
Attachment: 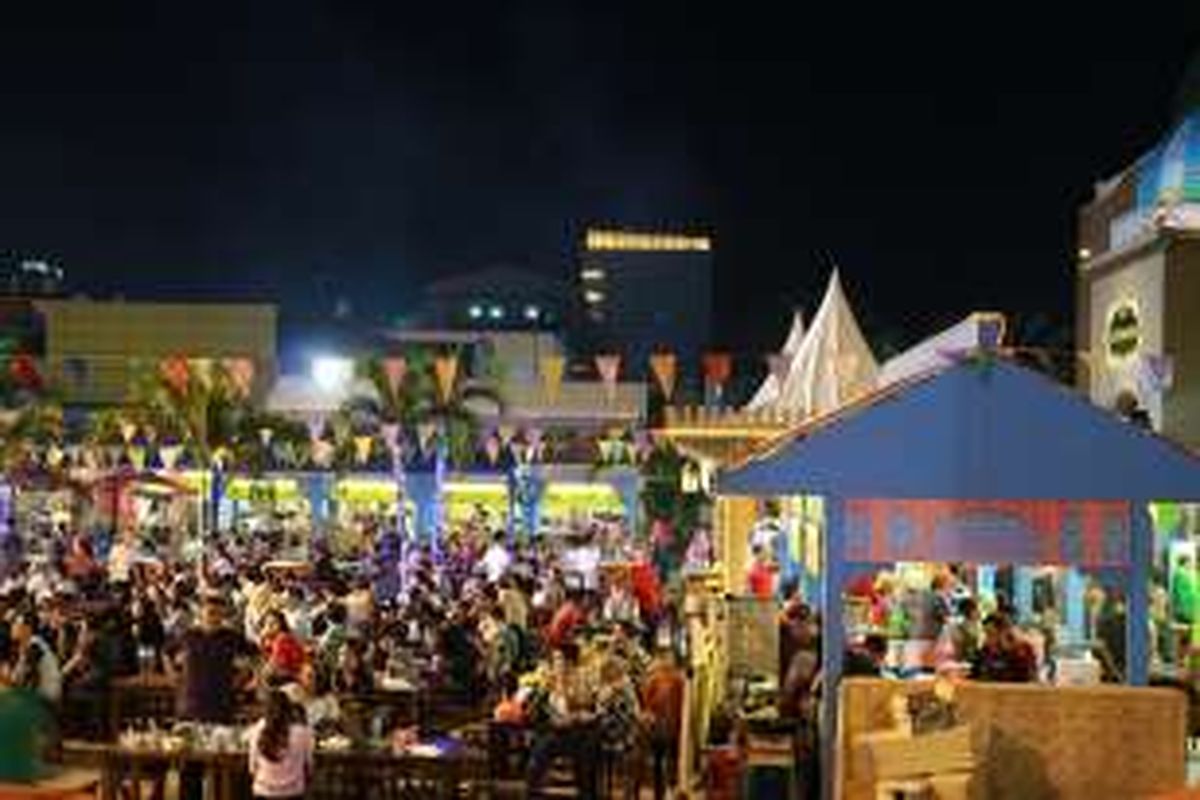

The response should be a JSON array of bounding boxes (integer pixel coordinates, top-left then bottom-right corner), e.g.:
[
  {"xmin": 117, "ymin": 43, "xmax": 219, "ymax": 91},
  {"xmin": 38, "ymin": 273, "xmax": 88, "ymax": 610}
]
[
  {"xmin": 746, "ymin": 310, "xmax": 806, "ymax": 410},
  {"xmin": 876, "ymin": 313, "xmax": 1006, "ymax": 389},
  {"xmin": 719, "ymin": 358, "xmax": 1200, "ymax": 501},
  {"xmin": 747, "ymin": 270, "xmax": 878, "ymax": 418}
]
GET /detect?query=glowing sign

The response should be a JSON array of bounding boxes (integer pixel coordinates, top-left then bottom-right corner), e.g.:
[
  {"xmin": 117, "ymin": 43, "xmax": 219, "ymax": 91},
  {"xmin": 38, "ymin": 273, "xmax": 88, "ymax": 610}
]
[{"xmin": 1106, "ymin": 300, "xmax": 1141, "ymax": 363}]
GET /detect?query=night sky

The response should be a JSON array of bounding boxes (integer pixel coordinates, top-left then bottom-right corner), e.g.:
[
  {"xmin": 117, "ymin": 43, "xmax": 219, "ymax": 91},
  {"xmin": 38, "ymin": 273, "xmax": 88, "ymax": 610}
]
[{"xmin": 1, "ymin": 4, "xmax": 1199, "ymax": 361}]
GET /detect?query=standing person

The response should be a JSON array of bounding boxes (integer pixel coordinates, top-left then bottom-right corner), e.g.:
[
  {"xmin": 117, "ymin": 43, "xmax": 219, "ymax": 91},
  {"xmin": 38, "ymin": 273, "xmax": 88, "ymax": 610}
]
[
  {"xmin": 11, "ymin": 610, "xmax": 62, "ymax": 706},
  {"xmin": 260, "ymin": 610, "xmax": 307, "ymax": 686},
  {"xmin": 641, "ymin": 647, "xmax": 685, "ymax": 800},
  {"xmin": 170, "ymin": 596, "xmax": 258, "ymax": 800},
  {"xmin": 481, "ymin": 530, "xmax": 512, "ymax": 584},
  {"xmin": 248, "ymin": 689, "xmax": 314, "ymax": 800}
]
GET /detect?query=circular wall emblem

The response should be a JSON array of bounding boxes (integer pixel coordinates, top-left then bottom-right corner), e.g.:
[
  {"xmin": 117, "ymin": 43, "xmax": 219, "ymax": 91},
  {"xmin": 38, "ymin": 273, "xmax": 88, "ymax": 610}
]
[{"xmin": 1106, "ymin": 300, "xmax": 1141, "ymax": 362}]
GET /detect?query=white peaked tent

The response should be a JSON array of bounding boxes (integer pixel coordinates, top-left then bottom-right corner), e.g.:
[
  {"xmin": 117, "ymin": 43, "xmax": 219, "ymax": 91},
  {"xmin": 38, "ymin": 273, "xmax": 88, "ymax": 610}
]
[
  {"xmin": 748, "ymin": 270, "xmax": 879, "ymax": 418},
  {"xmin": 746, "ymin": 310, "xmax": 806, "ymax": 409}
]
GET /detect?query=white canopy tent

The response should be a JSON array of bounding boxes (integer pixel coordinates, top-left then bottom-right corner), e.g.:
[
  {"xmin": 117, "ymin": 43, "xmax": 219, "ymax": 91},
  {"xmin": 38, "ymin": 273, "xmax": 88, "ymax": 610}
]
[{"xmin": 746, "ymin": 270, "xmax": 879, "ymax": 418}]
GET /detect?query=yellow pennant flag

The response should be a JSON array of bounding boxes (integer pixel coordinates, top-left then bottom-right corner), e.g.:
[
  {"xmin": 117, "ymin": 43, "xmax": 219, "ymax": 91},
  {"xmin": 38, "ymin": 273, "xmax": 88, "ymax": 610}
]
[
  {"xmin": 434, "ymin": 354, "xmax": 459, "ymax": 404},
  {"xmin": 595, "ymin": 354, "xmax": 621, "ymax": 402},
  {"xmin": 540, "ymin": 355, "xmax": 565, "ymax": 403},
  {"xmin": 649, "ymin": 352, "xmax": 677, "ymax": 400}
]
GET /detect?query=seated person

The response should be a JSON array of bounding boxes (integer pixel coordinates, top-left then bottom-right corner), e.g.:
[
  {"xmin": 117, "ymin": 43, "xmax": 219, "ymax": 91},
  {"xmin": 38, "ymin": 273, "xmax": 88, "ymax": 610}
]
[
  {"xmin": 844, "ymin": 634, "xmax": 888, "ymax": 677},
  {"xmin": 0, "ymin": 657, "xmax": 52, "ymax": 782}
]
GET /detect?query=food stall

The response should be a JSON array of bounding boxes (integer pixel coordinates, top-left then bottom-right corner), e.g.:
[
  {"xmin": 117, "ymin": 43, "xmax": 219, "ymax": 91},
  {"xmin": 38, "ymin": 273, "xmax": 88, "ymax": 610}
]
[
  {"xmin": 222, "ymin": 475, "xmax": 311, "ymax": 555},
  {"xmin": 718, "ymin": 356, "xmax": 1200, "ymax": 799}
]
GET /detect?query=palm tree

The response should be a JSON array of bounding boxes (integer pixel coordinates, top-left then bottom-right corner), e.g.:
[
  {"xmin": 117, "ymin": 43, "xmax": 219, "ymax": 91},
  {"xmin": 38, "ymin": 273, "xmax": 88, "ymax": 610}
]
[{"xmin": 340, "ymin": 347, "xmax": 503, "ymax": 549}]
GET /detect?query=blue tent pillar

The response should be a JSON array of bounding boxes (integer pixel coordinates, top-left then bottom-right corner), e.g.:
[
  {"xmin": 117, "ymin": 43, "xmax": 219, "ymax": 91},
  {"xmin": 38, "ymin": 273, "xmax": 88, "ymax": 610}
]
[
  {"xmin": 976, "ymin": 564, "xmax": 997, "ymax": 607},
  {"xmin": 1064, "ymin": 568, "xmax": 1087, "ymax": 646},
  {"xmin": 613, "ymin": 469, "xmax": 640, "ymax": 532},
  {"xmin": 305, "ymin": 472, "xmax": 332, "ymax": 543},
  {"xmin": 519, "ymin": 469, "xmax": 544, "ymax": 541},
  {"xmin": 820, "ymin": 495, "xmax": 846, "ymax": 800},
  {"xmin": 1014, "ymin": 567, "xmax": 1034, "ymax": 622},
  {"xmin": 408, "ymin": 472, "xmax": 438, "ymax": 546},
  {"xmin": 1129, "ymin": 501, "xmax": 1153, "ymax": 686}
]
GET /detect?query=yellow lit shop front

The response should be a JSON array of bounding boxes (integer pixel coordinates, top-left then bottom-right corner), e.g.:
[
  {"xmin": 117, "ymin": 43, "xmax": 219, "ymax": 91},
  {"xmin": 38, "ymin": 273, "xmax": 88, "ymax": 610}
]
[
  {"xmin": 443, "ymin": 480, "xmax": 509, "ymax": 530},
  {"xmin": 539, "ymin": 482, "xmax": 625, "ymax": 527},
  {"xmin": 330, "ymin": 476, "xmax": 415, "ymax": 557},
  {"xmin": 223, "ymin": 476, "xmax": 311, "ymax": 551}
]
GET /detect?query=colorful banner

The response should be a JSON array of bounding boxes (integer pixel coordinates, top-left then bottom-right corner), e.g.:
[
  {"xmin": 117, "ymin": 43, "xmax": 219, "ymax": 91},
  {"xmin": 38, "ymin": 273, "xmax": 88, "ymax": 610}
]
[
  {"xmin": 223, "ymin": 358, "xmax": 255, "ymax": 397},
  {"xmin": 649, "ymin": 352, "xmax": 677, "ymax": 400},
  {"xmin": 539, "ymin": 355, "xmax": 565, "ymax": 403},
  {"xmin": 353, "ymin": 435, "xmax": 374, "ymax": 465},
  {"xmin": 595, "ymin": 354, "xmax": 621, "ymax": 402},
  {"xmin": 485, "ymin": 434, "xmax": 501, "ymax": 465},
  {"xmin": 417, "ymin": 422, "xmax": 437, "ymax": 454},
  {"xmin": 843, "ymin": 498, "xmax": 1131, "ymax": 567},
  {"xmin": 190, "ymin": 358, "xmax": 214, "ymax": 386},
  {"xmin": 434, "ymin": 354, "xmax": 458, "ymax": 404},
  {"xmin": 383, "ymin": 356, "xmax": 408, "ymax": 396}
]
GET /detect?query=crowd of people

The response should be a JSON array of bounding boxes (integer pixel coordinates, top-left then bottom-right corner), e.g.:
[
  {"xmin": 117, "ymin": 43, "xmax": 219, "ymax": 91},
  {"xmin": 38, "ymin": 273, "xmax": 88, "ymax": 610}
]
[{"xmin": 0, "ymin": 514, "xmax": 696, "ymax": 799}]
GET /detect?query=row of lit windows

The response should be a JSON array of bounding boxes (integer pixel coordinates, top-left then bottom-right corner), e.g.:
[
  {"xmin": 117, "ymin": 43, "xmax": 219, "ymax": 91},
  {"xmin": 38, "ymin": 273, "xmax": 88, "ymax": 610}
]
[
  {"xmin": 468, "ymin": 304, "xmax": 542, "ymax": 321},
  {"xmin": 584, "ymin": 229, "xmax": 711, "ymax": 252}
]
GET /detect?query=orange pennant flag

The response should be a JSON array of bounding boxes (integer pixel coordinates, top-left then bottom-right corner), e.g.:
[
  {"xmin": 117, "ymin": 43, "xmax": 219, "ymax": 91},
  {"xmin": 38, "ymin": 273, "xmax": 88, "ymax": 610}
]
[
  {"xmin": 540, "ymin": 355, "xmax": 565, "ymax": 403},
  {"xmin": 649, "ymin": 352, "xmax": 677, "ymax": 400},
  {"xmin": 434, "ymin": 354, "xmax": 459, "ymax": 404},
  {"xmin": 702, "ymin": 352, "xmax": 732, "ymax": 388},
  {"xmin": 383, "ymin": 356, "xmax": 408, "ymax": 396}
]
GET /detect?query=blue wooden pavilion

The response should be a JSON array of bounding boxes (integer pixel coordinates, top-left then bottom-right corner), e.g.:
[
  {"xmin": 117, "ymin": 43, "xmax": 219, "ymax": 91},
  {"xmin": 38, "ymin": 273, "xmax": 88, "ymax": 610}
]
[{"xmin": 717, "ymin": 354, "xmax": 1200, "ymax": 797}]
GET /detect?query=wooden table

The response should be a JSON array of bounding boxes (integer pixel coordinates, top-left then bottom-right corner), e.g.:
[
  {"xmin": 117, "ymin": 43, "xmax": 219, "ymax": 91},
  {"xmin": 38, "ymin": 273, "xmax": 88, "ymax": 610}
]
[
  {"xmin": 66, "ymin": 737, "xmax": 488, "ymax": 800},
  {"xmin": 0, "ymin": 767, "xmax": 100, "ymax": 799}
]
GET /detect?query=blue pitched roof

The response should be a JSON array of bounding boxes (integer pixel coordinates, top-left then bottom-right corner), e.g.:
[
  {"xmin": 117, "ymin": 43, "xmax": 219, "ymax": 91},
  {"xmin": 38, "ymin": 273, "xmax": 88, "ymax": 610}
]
[{"xmin": 718, "ymin": 358, "xmax": 1200, "ymax": 500}]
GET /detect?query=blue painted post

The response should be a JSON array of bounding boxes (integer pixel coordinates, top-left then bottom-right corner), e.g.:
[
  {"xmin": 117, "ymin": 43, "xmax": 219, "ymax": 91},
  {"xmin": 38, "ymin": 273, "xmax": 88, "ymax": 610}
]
[
  {"xmin": 407, "ymin": 472, "xmax": 436, "ymax": 546},
  {"xmin": 615, "ymin": 469, "xmax": 640, "ymax": 533},
  {"xmin": 505, "ymin": 470, "xmax": 517, "ymax": 546},
  {"xmin": 1014, "ymin": 567, "xmax": 1034, "ymax": 623},
  {"xmin": 976, "ymin": 564, "xmax": 996, "ymax": 605},
  {"xmin": 820, "ymin": 495, "xmax": 845, "ymax": 800},
  {"xmin": 1129, "ymin": 501, "xmax": 1153, "ymax": 686},
  {"xmin": 1064, "ymin": 568, "xmax": 1087, "ymax": 647}
]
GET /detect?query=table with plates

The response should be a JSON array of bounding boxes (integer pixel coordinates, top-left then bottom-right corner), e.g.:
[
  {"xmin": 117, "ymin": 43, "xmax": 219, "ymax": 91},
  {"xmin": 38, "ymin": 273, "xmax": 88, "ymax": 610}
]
[{"xmin": 66, "ymin": 726, "xmax": 486, "ymax": 800}]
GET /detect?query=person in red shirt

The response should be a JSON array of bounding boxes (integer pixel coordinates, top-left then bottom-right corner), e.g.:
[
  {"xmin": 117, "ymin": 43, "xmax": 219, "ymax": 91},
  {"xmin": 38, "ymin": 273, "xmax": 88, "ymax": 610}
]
[
  {"xmin": 260, "ymin": 610, "xmax": 306, "ymax": 685},
  {"xmin": 545, "ymin": 591, "xmax": 585, "ymax": 650},
  {"xmin": 747, "ymin": 546, "xmax": 776, "ymax": 599}
]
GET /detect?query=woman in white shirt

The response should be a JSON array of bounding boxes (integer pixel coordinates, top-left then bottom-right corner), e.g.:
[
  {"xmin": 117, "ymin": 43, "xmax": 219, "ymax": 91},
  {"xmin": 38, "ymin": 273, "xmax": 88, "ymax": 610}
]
[{"xmin": 247, "ymin": 690, "xmax": 314, "ymax": 800}]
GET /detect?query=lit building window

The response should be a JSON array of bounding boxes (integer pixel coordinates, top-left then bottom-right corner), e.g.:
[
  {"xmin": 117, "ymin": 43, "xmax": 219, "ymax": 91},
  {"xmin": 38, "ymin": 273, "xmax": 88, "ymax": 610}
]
[
  {"xmin": 489, "ymin": 305, "xmax": 504, "ymax": 320},
  {"xmin": 584, "ymin": 228, "xmax": 711, "ymax": 252},
  {"xmin": 580, "ymin": 268, "xmax": 606, "ymax": 281},
  {"xmin": 524, "ymin": 305, "xmax": 540, "ymax": 320},
  {"xmin": 469, "ymin": 304, "xmax": 483, "ymax": 319},
  {"xmin": 584, "ymin": 289, "xmax": 605, "ymax": 305}
]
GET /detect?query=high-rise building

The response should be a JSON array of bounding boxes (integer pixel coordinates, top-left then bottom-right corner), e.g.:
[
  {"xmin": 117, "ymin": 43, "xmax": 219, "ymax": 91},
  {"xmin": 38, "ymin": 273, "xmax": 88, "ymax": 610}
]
[
  {"xmin": 573, "ymin": 227, "xmax": 713, "ymax": 394},
  {"xmin": 408, "ymin": 265, "xmax": 566, "ymax": 332},
  {"xmin": 1076, "ymin": 104, "xmax": 1200, "ymax": 448}
]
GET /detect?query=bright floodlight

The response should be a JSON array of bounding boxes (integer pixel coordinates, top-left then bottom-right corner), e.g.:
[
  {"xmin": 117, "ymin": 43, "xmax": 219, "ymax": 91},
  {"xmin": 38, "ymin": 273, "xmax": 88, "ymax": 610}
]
[
  {"xmin": 469, "ymin": 304, "xmax": 483, "ymax": 319},
  {"xmin": 489, "ymin": 305, "xmax": 504, "ymax": 319},
  {"xmin": 524, "ymin": 305, "xmax": 540, "ymax": 320},
  {"xmin": 312, "ymin": 356, "xmax": 353, "ymax": 393}
]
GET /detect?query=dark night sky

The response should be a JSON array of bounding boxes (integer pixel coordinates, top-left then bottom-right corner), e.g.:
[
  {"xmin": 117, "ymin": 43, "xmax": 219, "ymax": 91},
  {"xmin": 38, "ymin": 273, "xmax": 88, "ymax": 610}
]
[{"xmin": 1, "ymin": 3, "xmax": 1199, "ymax": 360}]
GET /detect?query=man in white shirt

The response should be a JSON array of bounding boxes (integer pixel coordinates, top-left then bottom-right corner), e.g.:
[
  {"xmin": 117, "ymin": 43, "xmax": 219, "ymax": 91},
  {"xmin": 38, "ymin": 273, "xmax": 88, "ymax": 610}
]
[{"xmin": 481, "ymin": 531, "xmax": 512, "ymax": 584}]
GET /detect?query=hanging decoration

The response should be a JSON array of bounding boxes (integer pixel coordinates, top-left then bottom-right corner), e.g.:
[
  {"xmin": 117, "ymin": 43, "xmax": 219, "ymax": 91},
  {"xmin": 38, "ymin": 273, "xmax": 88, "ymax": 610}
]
[
  {"xmin": 8, "ymin": 353, "xmax": 41, "ymax": 390},
  {"xmin": 498, "ymin": 425, "xmax": 515, "ymax": 446},
  {"xmin": 417, "ymin": 422, "xmax": 438, "ymax": 455},
  {"xmin": 526, "ymin": 427, "xmax": 544, "ymax": 462},
  {"xmin": 258, "ymin": 427, "xmax": 274, "ymax": 447},
  {"xmin": 120, "ymin": 420, "xmax": 138, "ymax": 445},
  {"xmin": 485, "ymin": 433, "xmax": 502, "ymax": 466},
  {"xmin": 382, "ymin": 356, "xmax": 408, "ymax": 396},
  {"xmin": 160, "ymin": 356, "xmax": 190, "ymax": 394},
  {"xmin": 539, "ymin": 355, "xmax": 565, "ymax": 403},
  {"xmin": 595, "ymin": 354, "xmax": 621, "ymax": 402},
  {"xmin": 191, "ymin": 358, "xmax": 214, "ymax": 386},
  {"xmin": 45, "ymin": 445, "xmax": 64, "ymax": 469},
  {"xmin": 223, "ymin": 358, "xmax": 255, "ymax": 397},
  {"xmin": 311, "ymin": 440, "xmax": 334, "ymax": 469},
  {"xmin": 159, "ymin": 444, "xmax": 182, "ymax": 471},
  {"xmin": 380, "ymin": 422, "xmax": 401, "ymax": 450},
  {"xmin": 702, "ymin": 352, "xmax": 732, "ymax": 399},
  {"xmin": 597, "ymin": 436, "xmax": 616, "ymax": 464},
  {"xmin": 353, "ymin": 434, "xmax": 374, "ymax": 465},
  {"xmin": 128, "ymin": 446, "xmax": 147, "ymax": 472},
  {"xmin": 649, "ymin": 352, "xmax": 677, "ymax": 401},
  {"xmin": 434, "ymin": 354, "xmax": 459, "ymax": 404}
]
